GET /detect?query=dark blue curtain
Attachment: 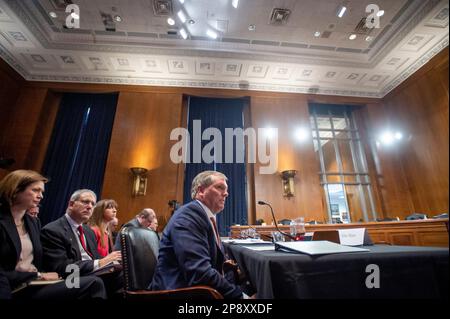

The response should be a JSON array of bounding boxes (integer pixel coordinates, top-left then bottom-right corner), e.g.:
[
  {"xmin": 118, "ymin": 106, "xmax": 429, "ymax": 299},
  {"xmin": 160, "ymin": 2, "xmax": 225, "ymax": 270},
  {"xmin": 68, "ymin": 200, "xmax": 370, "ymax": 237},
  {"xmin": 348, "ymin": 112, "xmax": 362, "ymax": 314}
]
[
  {"xmin": 183, "ymin": 96, "xmax": 248, "ymax": 236},
  {"xmin": 40, "ymin": 93, "xmax": 118, "ymax": 225}
]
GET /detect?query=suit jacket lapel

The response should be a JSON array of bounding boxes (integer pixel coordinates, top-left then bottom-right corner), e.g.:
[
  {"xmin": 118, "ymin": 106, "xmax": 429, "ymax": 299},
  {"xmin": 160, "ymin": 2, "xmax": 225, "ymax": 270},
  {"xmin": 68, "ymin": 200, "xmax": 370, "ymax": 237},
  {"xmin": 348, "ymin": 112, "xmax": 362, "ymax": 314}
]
[
  {"xmin": 0, "ymin": 211, "xmax": 21, "ymax": 263},
  {"xmin": 82, "ymin": 225, "xmax": 99, "ymax": 259},
  {"xmin": 61, "ymin": 216, "xmax": 82, "ymax": 260},
  {"xmin": 191, "ymin": 201, "xmax": 225, "ymax": 267}
]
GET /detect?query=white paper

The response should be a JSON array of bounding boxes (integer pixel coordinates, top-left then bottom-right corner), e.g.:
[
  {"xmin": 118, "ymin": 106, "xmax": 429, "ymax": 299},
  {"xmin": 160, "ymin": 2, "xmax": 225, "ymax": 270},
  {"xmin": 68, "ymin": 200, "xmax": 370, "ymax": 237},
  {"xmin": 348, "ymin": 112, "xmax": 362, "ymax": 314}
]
[
  {"xmin": 242, "ymin": 244, "xmax": 275, "ymax": 251},
  {"xmin": 338, "ymin": 228, "xmax": 366, "ymax": 246},
  {"xmin": 275, "ymin": 240, "xmax": 369, "ymax": 255},
  {"xmin": 222, "ymin": 238, "xmax": 269, "ymax": 244}
]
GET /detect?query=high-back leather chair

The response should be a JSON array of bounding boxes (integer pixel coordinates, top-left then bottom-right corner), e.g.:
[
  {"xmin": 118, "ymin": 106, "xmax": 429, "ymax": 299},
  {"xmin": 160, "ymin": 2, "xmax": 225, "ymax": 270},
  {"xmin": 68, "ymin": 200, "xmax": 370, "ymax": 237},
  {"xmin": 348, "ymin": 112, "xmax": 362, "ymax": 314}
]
[{"xmin": 120, "ymin": 227, "xmax": 223, "ymax": 299}]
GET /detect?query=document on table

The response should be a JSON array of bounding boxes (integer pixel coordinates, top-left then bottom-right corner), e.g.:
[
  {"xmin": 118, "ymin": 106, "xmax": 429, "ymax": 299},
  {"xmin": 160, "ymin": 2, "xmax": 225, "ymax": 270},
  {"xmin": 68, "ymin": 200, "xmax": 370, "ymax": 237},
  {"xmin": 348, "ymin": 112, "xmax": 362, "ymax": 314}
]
[
  {"xmin": 222, "ymin": 238, "xmax": 271, "ymax": 245},
  {"xmin": 241, "ymin": 244, "xmax": 275, "ymax": 251},
  {"xmin": 275, "ymin": 240, "xmax": 370, "ymax": 255}
]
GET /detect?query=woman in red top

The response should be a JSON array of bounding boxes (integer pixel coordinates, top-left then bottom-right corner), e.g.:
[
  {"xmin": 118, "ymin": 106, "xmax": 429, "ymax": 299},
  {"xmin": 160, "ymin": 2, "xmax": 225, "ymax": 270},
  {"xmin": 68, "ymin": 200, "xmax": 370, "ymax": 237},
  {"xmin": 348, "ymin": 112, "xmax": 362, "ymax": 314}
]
[{"xmin": 87, "ymin": 199, "xmax": 118, "ymax": 257}]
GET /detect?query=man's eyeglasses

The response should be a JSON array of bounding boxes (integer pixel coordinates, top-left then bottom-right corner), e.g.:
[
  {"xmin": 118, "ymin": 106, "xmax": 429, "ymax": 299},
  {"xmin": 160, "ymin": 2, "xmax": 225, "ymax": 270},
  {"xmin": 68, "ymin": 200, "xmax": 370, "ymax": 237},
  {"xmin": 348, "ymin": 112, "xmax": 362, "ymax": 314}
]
[{"xmin": 77, "ymin": 199, "xmax": 96, "ymax": 206}]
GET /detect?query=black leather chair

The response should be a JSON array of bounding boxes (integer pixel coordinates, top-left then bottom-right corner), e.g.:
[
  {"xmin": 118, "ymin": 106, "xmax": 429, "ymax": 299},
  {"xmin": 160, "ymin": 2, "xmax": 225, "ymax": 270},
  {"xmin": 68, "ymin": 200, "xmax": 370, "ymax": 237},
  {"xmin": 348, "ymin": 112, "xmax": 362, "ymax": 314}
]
[{"xmin": 120, "ymin": 226, "xmax": 223, "ymax": 299}]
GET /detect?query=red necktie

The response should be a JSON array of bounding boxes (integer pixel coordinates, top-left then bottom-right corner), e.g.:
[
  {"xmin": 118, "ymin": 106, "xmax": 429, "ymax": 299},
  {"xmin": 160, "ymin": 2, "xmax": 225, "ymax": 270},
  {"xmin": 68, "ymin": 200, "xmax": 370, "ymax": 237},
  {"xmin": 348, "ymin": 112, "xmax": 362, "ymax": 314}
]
[
  {"xmin": 210, "ymin": 217, "xmax": 221, "ymax": 246},
  {"xmin": 77, "ymin": 225, "xmax": 93, "ymax": 258}
]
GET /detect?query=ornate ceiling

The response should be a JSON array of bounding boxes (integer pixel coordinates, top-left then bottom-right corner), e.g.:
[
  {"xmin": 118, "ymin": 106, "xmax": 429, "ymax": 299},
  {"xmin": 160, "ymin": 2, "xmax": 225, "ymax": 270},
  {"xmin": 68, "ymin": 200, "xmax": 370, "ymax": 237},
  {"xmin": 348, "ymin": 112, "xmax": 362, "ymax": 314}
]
[{"xmin": 0, "ymin": 0, "xmax": 448, "ymax": 97}]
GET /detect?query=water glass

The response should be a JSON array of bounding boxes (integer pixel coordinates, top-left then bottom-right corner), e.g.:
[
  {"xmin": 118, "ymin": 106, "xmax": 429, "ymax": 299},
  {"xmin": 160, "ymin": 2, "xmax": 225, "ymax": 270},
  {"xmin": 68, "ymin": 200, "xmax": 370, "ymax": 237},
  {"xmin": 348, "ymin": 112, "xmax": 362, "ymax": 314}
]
[{"xmin": 271, "ymin": 231, "xmax": 285, "ymax": 242}]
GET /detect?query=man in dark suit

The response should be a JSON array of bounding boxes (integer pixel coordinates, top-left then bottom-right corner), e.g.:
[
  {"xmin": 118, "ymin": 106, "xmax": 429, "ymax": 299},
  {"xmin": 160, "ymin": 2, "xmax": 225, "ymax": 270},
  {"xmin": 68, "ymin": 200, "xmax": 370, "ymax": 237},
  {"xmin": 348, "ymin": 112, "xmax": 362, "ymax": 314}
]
[
  {"xmin": 41, "ymin": 189, "xmax": 122, "ymax": 296},
  {"xmin": 150, "ymin": 171, "xmax": 248, "ymax": 299},
  {"xmin": 113, "ymin": 208, "xmax": 156, "ymax": 250}
]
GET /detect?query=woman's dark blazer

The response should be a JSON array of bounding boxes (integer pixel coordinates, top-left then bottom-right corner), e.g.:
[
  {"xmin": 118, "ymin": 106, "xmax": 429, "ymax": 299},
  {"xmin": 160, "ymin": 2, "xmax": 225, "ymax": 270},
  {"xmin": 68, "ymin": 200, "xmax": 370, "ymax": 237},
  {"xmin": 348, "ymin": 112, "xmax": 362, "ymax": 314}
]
[{"xmin": 0, "ymin": 202, "xmax": 41, "ymax": 291}]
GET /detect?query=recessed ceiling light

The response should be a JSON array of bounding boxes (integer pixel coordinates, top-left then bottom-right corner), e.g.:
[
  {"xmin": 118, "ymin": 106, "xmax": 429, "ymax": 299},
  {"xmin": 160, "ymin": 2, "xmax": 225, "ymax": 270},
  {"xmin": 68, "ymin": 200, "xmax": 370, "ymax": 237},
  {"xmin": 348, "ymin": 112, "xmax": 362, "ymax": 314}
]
[
  {"xmin": 314, "ymin": 31, "xmax": 321, "ymax": 37},
  {"xmin": 49, "ymin": 11, "xmax": 57, "ymax": 18},
  {"xmin": 114, "ymin": 15, "xmax": 122, "ymax": 22},
  {"xmin": 179, "ymin": 28, "xmax": 188, "ymax": 39},
  {"xmin": 167, "ymin": 17, "xmax": 175, "ymax": 25},
  {"xmin": 206, "ymin": 29, "xmax": 218, "ymax": 39},
  {"xmin": 188, "ymin": 19, "xmax": 195, "ymax": 24},
  {"xmin": 349, "ymin": 34, "xmax": 357, "ymax": 40},
  {"xmin": 377, "ymin": 10, "xmax": 385, "ymax": 17},
  {"xmin": 177, "ymin": 10, "xmax": 186, "ymax": 23},
  {"xmin": 337, "ymin": 5, "xmax": 347, "ymax": 18},
  {"xmin": 232, "ymin": 0, "xmax": 239, "ymax": 8},
  {"xmin": 365, "ymin": 36, "xmax": 373, "ymax": 42},
  {"xmin": 71, "ymin": 12, "xmax": 79, "ymax": 19},
  {"xmin": 248, "ymin": 24, "xmax": 256, "ymax": 31}
]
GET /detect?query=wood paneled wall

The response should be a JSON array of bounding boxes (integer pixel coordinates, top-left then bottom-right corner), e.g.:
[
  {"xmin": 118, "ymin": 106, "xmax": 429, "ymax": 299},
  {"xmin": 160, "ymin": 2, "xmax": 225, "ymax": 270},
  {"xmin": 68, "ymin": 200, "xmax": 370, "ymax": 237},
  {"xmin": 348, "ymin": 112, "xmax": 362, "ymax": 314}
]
[
  {"xmin": 0, "ymin": 48, "xmax": 448, "ymax": 228},
  {"xmin": 101, "ymin": 92, "xmax": 183, "ymax": 228},
  {"xmin": 0, "ymin": 60, "xmax": 23, "ymax": 180},
  {"xmin": 250, "ymin": 95, "xmax": 324, "ymax": 223},
  {"xmin": 0, "ymin": 83, "xmax": 59, "ymax": 178},
  {"xmin": 364, "ymin": 48, "xmax": 449, "ymax": 219}
]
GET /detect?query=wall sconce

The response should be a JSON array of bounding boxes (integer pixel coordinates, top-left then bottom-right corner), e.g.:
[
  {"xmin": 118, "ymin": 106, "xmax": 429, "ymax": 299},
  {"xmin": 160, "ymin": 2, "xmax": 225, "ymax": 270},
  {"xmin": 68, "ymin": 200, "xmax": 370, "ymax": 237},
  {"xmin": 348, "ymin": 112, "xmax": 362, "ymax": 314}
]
[
  {"xmin": 281, "ymin": 170, "xmax": 297, "ymax": 197},
  {"xmin": 130, "ymin": 167, "xmax": 148, "ymax": 196}
]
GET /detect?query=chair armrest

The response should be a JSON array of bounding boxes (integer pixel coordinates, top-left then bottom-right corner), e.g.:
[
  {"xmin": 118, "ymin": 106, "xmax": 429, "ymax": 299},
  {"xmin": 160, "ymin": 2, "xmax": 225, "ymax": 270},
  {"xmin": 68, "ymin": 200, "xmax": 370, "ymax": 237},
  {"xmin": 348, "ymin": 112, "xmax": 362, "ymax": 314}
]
[{"xmin": 125, "ymin": 285, "xmax": 223, "ymax": 299}]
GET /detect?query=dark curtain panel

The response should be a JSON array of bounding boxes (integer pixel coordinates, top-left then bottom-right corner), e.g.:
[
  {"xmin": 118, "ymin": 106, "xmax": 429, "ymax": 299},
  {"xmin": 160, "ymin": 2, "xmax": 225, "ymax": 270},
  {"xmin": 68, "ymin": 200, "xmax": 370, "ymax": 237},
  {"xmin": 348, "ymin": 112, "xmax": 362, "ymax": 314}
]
[
  {"xmin": 183, "ymin": 96, "xmax": 248, "ymax": 236},
  {"xmin": 40, "ymin": 93, "xmax": 118, "ymax": 225}
]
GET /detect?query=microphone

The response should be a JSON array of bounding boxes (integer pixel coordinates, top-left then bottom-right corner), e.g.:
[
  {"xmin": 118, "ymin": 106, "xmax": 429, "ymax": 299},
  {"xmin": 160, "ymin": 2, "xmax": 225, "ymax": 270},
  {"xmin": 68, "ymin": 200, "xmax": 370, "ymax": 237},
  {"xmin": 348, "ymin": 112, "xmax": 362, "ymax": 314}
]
[{"xmin": 257, "ymin": 201, "xmax": 296, "ymax": 241}]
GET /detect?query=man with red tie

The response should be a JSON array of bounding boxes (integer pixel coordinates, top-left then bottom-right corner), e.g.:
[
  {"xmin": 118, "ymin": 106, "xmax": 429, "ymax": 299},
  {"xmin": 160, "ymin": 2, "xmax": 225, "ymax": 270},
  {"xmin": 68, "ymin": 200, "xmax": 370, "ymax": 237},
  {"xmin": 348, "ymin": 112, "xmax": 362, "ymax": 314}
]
[
  {"xmin": 41, "ymin": 189, "xmax": 122, "ymax": 297},
  {"xmin": 151, "ymin": 171, "xmax": 250, "ymax": 299}
]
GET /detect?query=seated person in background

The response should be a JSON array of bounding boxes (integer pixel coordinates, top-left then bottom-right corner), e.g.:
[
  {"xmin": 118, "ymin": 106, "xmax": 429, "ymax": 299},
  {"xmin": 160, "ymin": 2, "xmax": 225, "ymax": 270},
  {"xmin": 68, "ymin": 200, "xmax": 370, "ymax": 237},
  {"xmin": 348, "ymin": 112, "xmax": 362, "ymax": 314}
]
[
  {"xmin": 40, "ymin": 189, "xmax": 122, "ymax": 297},
  {"xmin": 87, "ymin": 199, "xmax": 118, "ymax": 257},
  {"xmin": 108, "ymin": 217, "xmax": 119, "ymax": 244},
  {"xmin": 0, "ymin": 170, "xmax": 106, "ymax": 299},
  {"xmin": 150, "ymin": 170, "xmax": 251, "ymax": 299},
  {"xmin": 114, "ymin": 208, "xmax": 156, "ymax": 250},
  {"xmin": 148, "ymin": 215, "xmax": 160, "ymax": 240}
]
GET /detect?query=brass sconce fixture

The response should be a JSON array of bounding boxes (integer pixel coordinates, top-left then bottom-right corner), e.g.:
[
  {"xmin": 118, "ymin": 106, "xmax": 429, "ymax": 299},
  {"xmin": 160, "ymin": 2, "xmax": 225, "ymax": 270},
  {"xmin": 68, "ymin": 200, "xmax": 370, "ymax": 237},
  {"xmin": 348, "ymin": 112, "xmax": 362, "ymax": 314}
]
[
  {"xmin": 130, "ymin": 167, "xmax": 148, "ymax": 196},
  {"xmin": 281, "ymin": 170, "xmax": 297, "ymax": 197}
]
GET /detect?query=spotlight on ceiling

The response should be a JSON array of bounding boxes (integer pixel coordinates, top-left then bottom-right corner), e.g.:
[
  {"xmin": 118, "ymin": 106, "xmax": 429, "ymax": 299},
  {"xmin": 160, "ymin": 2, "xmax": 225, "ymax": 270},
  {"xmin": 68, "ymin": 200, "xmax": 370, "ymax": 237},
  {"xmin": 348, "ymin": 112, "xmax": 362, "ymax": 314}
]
[
  {"xmin": 114, "ymin": 15, "xmax": 122, "ymax": 22},
  {"xmin": 336, "ymin": 4, "xmax": 347, "ymax": 18},
  {"xmin": 349, "ymin": 33, "xmax": 357, "ymax": 40},
  {"xmin": 232, "ymin": 0, "xmax": 239, "ymax": 9},
  {"xmin": 377, "ymin": 10, "xmax": 385, "ymax": 17},
  {"xmin": 314, "ymin": 31, "xmax": 321, "ymax": 37},
  {"xmin": 49, "ymin": 11, "xmax": 57, "ymax": 18},
  {"xmin": 167, "ymin": 17, "xmax": 175, "ymax": 25},
  {"xmin": 177, "ymin": 10, "xmax": 186, "ymax": 23},
  {"xmin": 179, "ymin": 28, "xmax": 188, "ymax": 39}
]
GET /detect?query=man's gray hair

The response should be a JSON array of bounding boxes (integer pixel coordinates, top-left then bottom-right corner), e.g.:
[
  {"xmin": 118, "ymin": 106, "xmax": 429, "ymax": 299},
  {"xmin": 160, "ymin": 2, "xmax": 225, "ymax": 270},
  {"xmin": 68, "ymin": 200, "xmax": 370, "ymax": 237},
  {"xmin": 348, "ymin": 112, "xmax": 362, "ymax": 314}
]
[
  {"xmin": 69, "ymin": 189, "xmax": 97, "ymax": 202},
  {"xmin": 137, "ymin": 208, "xmax": 155, "ymax": 219},
  {"xmin": 191, "ymin": 171, "xmax": 227, "ymax": 199}
]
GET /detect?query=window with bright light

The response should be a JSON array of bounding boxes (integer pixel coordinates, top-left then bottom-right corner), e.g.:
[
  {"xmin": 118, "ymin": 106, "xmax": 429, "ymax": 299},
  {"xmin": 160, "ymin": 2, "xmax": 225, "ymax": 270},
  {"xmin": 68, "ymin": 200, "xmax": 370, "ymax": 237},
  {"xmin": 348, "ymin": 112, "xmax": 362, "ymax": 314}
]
[{"xmin": 309, "ymin": 103, "xmax": 377, "ymax": 223}]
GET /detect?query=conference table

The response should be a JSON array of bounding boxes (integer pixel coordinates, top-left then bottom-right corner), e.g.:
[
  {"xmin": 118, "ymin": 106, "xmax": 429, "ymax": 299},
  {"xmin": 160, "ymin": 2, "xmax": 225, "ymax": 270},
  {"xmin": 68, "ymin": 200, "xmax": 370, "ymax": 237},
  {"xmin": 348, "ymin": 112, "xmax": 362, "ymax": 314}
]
[{"xmin": 224, "ymin": 242, "xmax": 449, "ymax": 299}]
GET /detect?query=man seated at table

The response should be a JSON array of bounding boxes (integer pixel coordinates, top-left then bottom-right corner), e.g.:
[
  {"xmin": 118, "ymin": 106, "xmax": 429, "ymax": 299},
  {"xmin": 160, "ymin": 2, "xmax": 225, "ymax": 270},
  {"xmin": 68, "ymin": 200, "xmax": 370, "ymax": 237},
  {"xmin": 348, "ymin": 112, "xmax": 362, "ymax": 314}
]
[
  {"xmin": 41, "ymin": 189, "xmax": 123, "ymax": 297},
  {"xmin": 150, "ymin": 171, "xmax": 251, "ymax": 299}
]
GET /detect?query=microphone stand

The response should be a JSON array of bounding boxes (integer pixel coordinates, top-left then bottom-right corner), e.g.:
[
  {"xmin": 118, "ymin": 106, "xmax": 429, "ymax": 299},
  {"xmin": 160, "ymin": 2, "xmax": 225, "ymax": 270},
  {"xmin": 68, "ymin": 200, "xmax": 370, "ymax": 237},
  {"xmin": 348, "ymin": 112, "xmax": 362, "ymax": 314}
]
[{"xmin": 257, "ymin": 201, "xmax": 296, "ymax": 241}]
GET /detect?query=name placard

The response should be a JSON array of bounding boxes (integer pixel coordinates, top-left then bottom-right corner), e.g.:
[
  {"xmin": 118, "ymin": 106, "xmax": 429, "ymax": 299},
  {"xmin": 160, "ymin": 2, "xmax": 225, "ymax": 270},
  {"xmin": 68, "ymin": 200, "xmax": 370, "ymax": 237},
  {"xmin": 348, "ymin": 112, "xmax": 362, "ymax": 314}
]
[{"xmin": 338, "ymin": 228, "xmax": 366, "ymax": 246}]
